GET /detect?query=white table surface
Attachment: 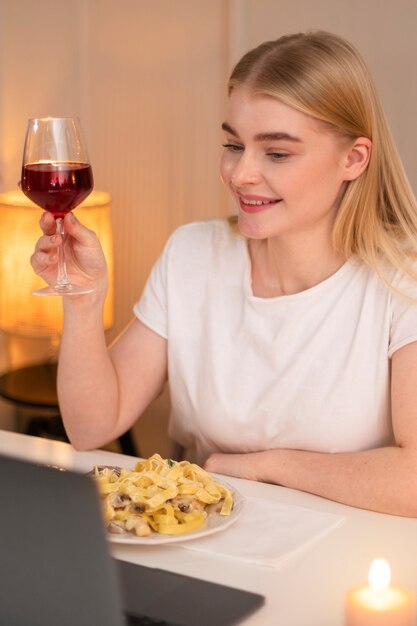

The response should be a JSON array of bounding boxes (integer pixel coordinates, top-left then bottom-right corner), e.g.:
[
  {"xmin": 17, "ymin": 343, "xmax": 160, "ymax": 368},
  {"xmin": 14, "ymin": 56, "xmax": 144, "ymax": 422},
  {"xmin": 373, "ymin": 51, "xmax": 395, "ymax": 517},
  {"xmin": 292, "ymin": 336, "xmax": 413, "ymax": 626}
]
[{"xmin": 1, "ymin": 429, "xmax": 417, "ymax": 626}]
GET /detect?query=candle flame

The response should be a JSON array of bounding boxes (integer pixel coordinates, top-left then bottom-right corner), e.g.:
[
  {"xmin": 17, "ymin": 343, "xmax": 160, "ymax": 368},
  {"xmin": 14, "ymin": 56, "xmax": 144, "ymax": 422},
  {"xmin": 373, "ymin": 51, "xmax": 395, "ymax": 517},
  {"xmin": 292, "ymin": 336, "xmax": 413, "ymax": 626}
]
[{"xmin": 368, "ymin": 559, "xmax": 391, "ymax": 590}]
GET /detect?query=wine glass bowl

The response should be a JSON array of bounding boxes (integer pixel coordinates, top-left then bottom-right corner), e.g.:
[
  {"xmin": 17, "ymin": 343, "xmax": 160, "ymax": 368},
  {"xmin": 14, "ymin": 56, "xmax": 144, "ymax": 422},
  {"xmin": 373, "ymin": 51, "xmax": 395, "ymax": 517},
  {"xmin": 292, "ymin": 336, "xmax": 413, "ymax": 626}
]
[
  {"xmin": 21, "ymin": 162, "xmax": 93, "ymax": 219},
  {"xmin": 21, "ymin": 117, "xmax": 94, "ymax": 296}
]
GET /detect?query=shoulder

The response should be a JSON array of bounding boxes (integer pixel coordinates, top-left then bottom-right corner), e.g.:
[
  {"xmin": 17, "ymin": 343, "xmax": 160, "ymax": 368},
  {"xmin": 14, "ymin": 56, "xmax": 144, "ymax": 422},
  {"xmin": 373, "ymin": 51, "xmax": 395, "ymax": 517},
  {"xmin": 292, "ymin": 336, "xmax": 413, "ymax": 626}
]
[
  {"xmin": 345, "ymin": 255, "xmax": 417, "ymax": 299},
  {"xmin": 377, "ymin": 256, "xmax": 417, "ymax": 300}
]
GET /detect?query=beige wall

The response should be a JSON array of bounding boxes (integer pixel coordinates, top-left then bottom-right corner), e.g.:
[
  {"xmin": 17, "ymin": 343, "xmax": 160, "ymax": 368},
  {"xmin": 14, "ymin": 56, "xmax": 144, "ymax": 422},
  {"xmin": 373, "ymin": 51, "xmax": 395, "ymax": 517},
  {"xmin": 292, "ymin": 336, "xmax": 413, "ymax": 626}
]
[{"xmin": 1, "ymin": 0, "xmax": 416, "ymax": 447}]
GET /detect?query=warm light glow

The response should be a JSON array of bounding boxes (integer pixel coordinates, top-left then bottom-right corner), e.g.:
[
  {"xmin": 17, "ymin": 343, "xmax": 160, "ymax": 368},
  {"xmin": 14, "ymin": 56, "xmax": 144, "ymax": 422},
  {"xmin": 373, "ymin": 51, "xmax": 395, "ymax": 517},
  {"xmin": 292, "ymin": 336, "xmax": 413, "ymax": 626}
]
[
  {"xmin": 345, "ymin": 558, "xmax": 415, "ymax": 625},
  {"xmin": 368, "ymin": 559, "xmax": 391, "ymax": 590},
  {"xmin": 0, "ymin": 189, "xmax": 114, "ymax": 337}
]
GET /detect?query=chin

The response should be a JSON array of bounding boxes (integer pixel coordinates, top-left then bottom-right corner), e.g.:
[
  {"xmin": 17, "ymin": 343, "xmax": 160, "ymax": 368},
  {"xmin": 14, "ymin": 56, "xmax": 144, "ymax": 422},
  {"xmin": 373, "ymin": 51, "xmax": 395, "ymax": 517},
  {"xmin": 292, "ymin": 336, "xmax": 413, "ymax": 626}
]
[{"xmin": 237, "ymin": 214, "xmax": 274, "ymax": 240}]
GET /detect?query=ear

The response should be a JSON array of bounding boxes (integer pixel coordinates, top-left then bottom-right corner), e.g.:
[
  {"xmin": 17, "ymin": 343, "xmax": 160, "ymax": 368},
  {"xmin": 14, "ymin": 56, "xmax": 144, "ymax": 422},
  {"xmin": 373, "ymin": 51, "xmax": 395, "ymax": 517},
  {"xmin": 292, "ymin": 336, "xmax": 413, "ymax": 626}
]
[{"xmin": 343, "ymin": 137, "xmax": 372, "ymax": 181}]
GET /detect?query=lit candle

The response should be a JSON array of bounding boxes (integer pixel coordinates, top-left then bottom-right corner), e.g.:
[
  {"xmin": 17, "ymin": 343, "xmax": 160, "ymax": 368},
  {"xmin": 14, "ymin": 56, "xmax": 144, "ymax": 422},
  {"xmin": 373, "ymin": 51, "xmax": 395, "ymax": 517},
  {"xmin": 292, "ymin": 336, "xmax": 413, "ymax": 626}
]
[{"xmin": 345, "ymin": 559, "xmax": 415, "ymax": 626}]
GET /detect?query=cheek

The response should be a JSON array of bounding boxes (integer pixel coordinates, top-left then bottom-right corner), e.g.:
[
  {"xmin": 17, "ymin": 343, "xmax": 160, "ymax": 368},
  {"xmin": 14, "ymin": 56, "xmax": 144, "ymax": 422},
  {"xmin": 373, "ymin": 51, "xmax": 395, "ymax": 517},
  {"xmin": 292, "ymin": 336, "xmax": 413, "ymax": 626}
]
[
  {"xmin": 294, "ymin": 160, "xmax": 343, "ymax": 196},
  {"xmin": 220, "ymin": 153, "xmax": 235, "ymax": 186}
]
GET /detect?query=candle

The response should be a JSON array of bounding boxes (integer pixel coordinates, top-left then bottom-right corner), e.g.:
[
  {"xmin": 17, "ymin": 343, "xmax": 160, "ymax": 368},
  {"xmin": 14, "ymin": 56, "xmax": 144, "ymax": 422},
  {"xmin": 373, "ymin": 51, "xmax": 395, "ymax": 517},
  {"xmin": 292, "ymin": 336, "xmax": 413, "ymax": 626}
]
[{"xmin": 345, "ymin": 559, "xmax": 415, "ymax": 626}]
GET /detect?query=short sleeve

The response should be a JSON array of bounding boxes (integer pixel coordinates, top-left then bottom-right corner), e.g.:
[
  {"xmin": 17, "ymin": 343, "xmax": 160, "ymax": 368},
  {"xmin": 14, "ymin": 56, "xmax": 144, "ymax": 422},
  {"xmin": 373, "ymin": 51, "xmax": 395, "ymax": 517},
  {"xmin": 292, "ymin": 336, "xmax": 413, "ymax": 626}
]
[
  {"xmin": 388, "ymin": 270, "xmax": 417, "ymax": 357},
  {"xmin": 133, "ymin": 240, "xmax": 171, "ymax": 339}
]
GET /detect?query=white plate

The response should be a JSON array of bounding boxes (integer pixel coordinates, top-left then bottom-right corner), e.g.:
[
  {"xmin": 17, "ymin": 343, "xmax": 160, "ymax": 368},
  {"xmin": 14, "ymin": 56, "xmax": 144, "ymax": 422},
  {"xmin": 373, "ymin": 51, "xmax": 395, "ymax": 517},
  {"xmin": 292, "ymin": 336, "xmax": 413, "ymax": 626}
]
[{"xmin": 107, "ymin": 480, "xmax": 245, "ymax": 545}]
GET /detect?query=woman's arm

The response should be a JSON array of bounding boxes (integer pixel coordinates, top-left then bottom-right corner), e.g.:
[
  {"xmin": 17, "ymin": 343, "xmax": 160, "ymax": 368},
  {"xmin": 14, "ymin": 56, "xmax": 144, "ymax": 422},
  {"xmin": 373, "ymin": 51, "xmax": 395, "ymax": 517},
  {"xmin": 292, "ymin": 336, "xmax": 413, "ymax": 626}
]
[
  {"xmin": 205, "ymin": 341, "xmax": 417, "ymax": 517},
  {"xmin": 58, "ymin": 312, "xmax": 167, "ymax": 451},
  {"xmin": 32, "ymin": 212, "xmax": 167, "ymax": 450}
]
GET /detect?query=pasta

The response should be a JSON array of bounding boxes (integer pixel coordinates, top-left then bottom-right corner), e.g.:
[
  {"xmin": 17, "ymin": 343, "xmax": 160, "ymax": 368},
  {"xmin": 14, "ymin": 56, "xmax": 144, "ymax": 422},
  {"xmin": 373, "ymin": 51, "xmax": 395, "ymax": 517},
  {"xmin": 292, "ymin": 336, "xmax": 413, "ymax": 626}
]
[{"xmin": 92, "ymin": 453, "xmax": 234, "ymax": 537}]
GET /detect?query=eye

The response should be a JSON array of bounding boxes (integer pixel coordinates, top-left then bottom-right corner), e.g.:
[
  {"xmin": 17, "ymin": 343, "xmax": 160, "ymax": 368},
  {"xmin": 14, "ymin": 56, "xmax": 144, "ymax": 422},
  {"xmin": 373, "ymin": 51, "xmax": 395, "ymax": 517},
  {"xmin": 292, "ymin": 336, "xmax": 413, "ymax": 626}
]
[
  {"xmin": 222, "ymin": 143, "xmax": 244, "ymax": 153},
  {"xmin": 267, "ymin": 152, "xmax": 288, "ymax": 161}
]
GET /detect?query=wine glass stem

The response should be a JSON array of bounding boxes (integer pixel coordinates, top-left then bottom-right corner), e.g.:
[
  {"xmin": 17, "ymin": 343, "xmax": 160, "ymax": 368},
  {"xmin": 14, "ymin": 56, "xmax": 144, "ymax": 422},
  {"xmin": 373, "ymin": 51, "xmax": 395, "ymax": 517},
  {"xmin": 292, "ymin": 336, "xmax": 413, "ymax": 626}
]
[{"xmin": 55, "ymin": 217, "xmax": 70, "ymax": 288}]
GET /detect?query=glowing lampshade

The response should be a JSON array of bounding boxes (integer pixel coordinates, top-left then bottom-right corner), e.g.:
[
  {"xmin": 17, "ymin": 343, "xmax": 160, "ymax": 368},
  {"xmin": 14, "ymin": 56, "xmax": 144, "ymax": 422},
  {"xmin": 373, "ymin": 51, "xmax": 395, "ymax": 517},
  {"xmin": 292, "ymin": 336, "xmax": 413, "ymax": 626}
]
[{"xmin": 0, "ymin": 189, "xmax": 114, "ymax": 337}]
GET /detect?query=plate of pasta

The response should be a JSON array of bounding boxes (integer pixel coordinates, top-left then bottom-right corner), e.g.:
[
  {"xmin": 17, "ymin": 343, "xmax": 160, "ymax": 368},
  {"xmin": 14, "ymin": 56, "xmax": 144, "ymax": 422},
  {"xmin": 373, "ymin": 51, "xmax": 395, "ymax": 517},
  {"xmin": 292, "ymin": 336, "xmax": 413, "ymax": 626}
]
[{"xmin": 91, "ymin": 453, "xmax": 245, "ymax": 544}]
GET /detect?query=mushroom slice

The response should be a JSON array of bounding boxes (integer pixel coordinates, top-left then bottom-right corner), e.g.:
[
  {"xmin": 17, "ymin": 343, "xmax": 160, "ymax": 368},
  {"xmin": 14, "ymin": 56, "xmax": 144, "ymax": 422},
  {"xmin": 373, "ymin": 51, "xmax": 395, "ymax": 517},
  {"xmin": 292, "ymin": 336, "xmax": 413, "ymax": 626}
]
[
  {"xmin": 127, "ymin": 501, "xmax": 146, "ymax": 514},
  {"xmin": 107, "ymin": 521, "xmax": 127, "ymax": 534},
  {"xmin": 107, "ymin": 491, "xmax": 131, "ymax": 510},
  {"xmin": 125, "ymin": 515, "xmax": 152, "ymax": 537},
  {"xmin": 169, "ymin": 495, "xmax": 205, "ymax": 513}
]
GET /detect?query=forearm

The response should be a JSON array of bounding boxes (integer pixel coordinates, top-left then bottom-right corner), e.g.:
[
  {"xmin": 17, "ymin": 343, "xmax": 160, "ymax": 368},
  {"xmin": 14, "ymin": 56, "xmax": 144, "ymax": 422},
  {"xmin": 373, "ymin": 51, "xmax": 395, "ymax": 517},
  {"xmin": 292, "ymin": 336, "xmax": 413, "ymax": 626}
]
[
  {"xmin": 57, "ymin": 290, "xmax": 119, "ymax": 450},
  {"xmin": 206, "ymin": 446, "xmax": 417, "ymax": 517}
]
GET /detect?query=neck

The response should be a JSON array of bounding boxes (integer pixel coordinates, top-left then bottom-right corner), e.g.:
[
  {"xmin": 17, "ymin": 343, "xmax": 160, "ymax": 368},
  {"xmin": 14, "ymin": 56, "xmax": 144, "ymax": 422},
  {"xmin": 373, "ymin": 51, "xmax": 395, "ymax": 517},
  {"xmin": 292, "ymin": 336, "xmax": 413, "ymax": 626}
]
[{"xmin": 248, "ymin": 233, "xmax": 346, "ymax": 298}]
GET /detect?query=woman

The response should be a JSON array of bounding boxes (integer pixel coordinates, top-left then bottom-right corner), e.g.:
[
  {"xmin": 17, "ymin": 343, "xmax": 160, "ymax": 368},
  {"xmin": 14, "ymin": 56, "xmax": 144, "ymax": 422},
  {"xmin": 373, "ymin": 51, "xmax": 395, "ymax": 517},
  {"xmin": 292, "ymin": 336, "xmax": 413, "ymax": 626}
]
[{"xmin": 31, "ymin": 31, "xmax": 417, "ymax": 516}]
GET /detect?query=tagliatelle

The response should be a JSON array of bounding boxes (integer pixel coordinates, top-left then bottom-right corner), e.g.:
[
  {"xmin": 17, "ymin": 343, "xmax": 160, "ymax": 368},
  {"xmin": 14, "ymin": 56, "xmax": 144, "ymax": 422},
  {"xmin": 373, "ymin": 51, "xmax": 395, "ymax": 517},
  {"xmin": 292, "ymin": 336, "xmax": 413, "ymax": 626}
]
[{"xmin": 92, "ymin": 453, "xmax": 234, "ymax": 537}]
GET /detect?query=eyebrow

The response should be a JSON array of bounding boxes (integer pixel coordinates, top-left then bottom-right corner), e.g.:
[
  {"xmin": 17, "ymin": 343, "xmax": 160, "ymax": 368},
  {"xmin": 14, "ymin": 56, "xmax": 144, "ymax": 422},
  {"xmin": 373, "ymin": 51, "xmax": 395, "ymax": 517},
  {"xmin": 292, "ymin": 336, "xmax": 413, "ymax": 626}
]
[{"xmin": 221, "ymin": 122, "xmax": 302, "ymax": 143}]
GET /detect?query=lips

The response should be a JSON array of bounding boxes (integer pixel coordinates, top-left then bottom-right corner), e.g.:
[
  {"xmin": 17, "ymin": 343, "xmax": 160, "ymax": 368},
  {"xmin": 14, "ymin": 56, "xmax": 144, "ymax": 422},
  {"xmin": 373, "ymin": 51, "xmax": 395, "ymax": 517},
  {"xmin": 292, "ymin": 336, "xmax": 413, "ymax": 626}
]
[{"xmin": 237, "ymin": 193, "xmax": 281, "ymax": 214}]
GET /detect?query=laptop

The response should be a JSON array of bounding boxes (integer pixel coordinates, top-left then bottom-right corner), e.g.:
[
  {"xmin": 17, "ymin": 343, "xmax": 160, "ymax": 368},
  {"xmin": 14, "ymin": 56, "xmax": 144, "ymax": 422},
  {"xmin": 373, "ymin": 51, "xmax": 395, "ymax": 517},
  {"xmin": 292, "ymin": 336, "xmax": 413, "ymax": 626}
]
[{"xmin": 0, "ymin": 453, "xmax": 264, "ymax": 626}]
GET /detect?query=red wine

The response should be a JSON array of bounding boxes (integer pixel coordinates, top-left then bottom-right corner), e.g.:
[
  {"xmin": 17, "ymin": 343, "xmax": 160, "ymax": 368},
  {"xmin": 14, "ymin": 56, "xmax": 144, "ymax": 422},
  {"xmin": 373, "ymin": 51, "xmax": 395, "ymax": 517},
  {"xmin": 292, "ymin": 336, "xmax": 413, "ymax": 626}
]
[{"xmin": 21, "ymin": 162, "xmax": 93, "ymax": 218}]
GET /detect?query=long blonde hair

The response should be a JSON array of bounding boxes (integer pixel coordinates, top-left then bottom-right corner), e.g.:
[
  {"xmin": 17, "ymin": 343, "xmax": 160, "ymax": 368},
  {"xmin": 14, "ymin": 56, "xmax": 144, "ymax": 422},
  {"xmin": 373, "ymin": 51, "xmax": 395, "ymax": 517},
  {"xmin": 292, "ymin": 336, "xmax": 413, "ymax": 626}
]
[{"xmin": 229, "ymin": 31, "xmax": 417, "ymax": 286}]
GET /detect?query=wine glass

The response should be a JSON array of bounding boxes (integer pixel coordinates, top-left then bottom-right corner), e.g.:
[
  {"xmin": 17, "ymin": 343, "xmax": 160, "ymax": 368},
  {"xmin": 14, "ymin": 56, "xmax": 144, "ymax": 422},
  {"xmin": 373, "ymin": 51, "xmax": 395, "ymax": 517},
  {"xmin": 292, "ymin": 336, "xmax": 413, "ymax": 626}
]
[{"xmin": 21, "ymin": 117, "xmax": 94, "ymax": 296}]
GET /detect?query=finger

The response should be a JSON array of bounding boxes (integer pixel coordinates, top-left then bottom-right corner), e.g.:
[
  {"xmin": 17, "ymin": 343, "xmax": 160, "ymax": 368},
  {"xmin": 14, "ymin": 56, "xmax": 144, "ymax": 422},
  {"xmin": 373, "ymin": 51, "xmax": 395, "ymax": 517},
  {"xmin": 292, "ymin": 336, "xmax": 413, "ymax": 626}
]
[
  {"xmin": 63, "ymin": 213, "xmax": 100, "ymax": 248},
  {"xmin": 34, "ymin": 233, "xmax": 62, "ymax": 254},
  {"xmin": 39, "ymin": 212, "xmax": 57, "ymax": 236},
  {"xmin": 204, "ymin": 453, "xmax": 246, "ymax": 478},
  {"xmin": 30, "ymin": 250, "xmax": 57, "ymax": 275},
  {"xmin": 204, "ymin": 454, "xmax": 224, "ymax": 472}
]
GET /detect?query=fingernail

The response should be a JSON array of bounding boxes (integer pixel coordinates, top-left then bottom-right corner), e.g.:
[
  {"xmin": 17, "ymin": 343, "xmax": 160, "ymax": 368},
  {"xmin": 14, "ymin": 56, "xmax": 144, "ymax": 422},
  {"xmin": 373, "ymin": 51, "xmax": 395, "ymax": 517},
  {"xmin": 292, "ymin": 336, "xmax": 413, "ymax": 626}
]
[
  {"xmin": 69, "ymin": 213, "xmax": 76, "ymax": 223},
  {"xmin": 49, "ymin": 235, "xmax": 57, "ymax": 243},
  {"xmin": 49, "ymin": 254, "xmax": 56, "ymax": 262}
]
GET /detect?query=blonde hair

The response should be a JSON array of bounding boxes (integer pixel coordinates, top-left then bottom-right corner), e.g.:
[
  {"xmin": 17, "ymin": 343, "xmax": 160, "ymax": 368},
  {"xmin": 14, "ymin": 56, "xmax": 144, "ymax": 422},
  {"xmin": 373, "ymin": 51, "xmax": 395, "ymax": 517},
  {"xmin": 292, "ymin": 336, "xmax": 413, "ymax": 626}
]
[{"xmin": 229, "ymin": 31, "xmax": 417, "ymax": 287}]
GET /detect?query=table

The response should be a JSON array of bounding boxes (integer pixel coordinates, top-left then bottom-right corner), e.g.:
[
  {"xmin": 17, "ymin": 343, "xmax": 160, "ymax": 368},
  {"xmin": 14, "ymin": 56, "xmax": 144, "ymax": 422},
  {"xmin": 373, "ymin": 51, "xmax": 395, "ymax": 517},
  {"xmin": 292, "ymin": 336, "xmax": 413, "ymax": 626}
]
[
  {"xmin": 1, "ymin": 429, "xmax": 416, "ymax": 626},
  {"xmin": 0, "ymin": 363, "xmax": 139, "ymax": 456}
]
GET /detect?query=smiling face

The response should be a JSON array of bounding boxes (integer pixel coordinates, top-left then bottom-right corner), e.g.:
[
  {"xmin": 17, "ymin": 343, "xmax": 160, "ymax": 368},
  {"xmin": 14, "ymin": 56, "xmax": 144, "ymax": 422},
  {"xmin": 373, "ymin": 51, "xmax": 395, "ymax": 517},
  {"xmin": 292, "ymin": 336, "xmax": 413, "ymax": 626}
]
[{"xmin": 220, "ymin": 88, "xmax": 360, "ymax": 243}]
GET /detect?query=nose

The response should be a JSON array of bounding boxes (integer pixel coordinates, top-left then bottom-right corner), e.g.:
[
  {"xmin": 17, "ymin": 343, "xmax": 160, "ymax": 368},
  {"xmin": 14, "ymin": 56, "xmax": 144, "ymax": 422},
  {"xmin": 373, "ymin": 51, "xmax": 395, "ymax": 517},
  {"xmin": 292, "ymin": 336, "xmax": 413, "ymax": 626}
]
[{"xmin": 230, "ymin": 153, "xmax": 262, "ymax": 187}]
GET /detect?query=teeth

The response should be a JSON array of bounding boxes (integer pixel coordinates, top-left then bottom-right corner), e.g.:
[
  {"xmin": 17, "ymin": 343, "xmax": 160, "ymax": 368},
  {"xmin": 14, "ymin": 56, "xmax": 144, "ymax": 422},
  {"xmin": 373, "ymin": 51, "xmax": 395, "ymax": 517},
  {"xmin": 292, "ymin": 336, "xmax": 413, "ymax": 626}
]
[{"xmin": 241, "ymin": 198, "xmax": 276, "ymax": 205}]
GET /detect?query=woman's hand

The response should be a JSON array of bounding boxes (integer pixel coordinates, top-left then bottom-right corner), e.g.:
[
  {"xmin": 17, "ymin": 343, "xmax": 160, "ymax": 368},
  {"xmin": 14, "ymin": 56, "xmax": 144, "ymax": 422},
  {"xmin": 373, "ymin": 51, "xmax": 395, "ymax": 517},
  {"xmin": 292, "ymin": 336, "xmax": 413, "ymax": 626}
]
[
  {"xmin": 30, "ymin": 211, "xmax": 108, "ymax": 293},
  {"xmin": 204, "ymin": 452, "xmax": 266, "ymax": 481}
]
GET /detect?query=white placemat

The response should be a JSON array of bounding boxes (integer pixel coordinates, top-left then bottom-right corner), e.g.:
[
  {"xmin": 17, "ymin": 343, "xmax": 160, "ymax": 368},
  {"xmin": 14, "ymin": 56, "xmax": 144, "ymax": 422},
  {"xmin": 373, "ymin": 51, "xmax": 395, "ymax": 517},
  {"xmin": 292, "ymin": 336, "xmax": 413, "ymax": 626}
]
[{"xmin": 177, "ymin": 496, "xmax": 345, "ymax": 568}]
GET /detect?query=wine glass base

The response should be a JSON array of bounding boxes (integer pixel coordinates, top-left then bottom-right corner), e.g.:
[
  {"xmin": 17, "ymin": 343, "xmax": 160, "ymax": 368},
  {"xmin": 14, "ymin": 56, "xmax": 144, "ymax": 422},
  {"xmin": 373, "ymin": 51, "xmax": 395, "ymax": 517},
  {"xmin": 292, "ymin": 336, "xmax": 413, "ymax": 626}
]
[{"xmin": 32, "ymin": 284, "xmax": 94, "ymax": 296}]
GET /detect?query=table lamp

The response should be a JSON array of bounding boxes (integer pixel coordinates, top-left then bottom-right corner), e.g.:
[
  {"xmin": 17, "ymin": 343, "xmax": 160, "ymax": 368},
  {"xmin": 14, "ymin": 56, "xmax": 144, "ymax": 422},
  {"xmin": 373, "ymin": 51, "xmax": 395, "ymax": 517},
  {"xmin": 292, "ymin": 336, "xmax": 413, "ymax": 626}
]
[{"xmin": 0, "ymin": 189, "xmax": 114, "ymax": 339}]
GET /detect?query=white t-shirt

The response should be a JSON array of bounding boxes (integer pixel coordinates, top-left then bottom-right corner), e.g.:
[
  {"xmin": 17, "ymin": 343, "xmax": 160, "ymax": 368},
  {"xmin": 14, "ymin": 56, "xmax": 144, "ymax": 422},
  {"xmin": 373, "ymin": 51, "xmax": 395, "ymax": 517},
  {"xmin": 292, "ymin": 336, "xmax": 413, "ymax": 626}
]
[{"xmin": 134, "ymin": 219, "xmax": 417, "ymax": 463}]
